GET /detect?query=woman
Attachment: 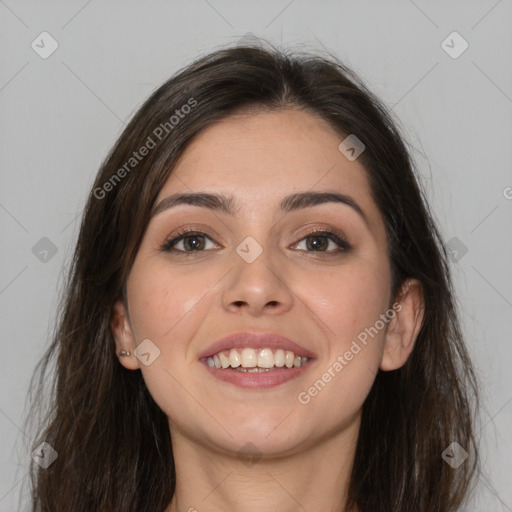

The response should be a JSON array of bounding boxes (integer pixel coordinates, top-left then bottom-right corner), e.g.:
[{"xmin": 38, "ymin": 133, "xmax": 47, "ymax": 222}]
[{"xmin": 26, "ymin": 42, "xmax": 480, "ymax": 511}]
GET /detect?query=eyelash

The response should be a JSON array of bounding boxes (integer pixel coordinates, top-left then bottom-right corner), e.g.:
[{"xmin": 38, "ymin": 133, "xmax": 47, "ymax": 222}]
[{"xmin": 161, "ymin": 227, "xmax": 352, "ymax": 256}]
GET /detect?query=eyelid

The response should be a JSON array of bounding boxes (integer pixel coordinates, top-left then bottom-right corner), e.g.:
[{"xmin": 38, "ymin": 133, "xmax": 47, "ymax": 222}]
[
  {"xmin": 165, "ymin": 224, "xmax": 222, "ymax": 243},
  {"xmin": 294, "ymin": 224, "xmax": 349, "ymax": 241}
]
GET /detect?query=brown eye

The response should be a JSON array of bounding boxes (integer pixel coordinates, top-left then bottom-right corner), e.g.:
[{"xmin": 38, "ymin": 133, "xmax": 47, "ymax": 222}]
[
  {"xmin": 180, "ymin": 234, "xmax": 207, "ymax": 251},
  {"xmin": 162, "ymin": 231, "xmax": 217, "ymax": 253},
  {"xmin": 293, "ymin": 230, "xmax": 351, "ymax": 254},
  {"xmin": 305, "ymin": 235, "xmax": 329, "ymax": 251}
]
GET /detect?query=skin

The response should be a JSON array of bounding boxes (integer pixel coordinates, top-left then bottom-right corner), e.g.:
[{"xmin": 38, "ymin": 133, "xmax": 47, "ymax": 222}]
[{"xmin": 111, "ymin": 108, "xmax": 424, "ymax": 512}]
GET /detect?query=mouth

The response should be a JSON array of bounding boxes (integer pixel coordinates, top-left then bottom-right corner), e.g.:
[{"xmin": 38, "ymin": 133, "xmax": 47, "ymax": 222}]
[
  {"xmin": 201, "ymin": 347, "xmax": 310, "ymax": 370},
  {"xmin": 198, "ymin": 332, "xmax": 316, "ymax": 389}
]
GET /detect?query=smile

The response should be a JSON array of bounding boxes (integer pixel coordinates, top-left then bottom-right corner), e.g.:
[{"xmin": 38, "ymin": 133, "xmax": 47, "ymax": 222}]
[
  {"xmin": 202, "ymin": 347, "xmax": 310, "ymax": 370},
  {"xmin": 200, "ymin": 347, "xmax": 313, "ymax": 389}
]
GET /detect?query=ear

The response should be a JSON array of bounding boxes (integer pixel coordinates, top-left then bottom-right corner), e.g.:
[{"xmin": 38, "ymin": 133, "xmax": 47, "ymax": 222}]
[
  {"xmin": 380, "ymin": 278, "xmax": 425, "ymax": 371},
  {"xmin": 111, "ymin": 299, "xmax": 141, "ymax": 370}
]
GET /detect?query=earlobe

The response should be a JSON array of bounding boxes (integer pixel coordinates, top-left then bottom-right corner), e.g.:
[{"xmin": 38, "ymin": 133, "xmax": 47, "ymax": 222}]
[
  {"xmin": 380, "ymin": 278, "xmax": 425, "ymax": 371},
  {"xmin": 111, "ymin": 299, "xmax": 140, "ymax": 370}
]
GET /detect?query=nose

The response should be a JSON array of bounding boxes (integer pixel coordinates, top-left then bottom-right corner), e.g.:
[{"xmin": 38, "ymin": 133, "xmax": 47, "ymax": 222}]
[{"xmin": 221, "ymin": 242, "xmax": 294, "ymax": 317}]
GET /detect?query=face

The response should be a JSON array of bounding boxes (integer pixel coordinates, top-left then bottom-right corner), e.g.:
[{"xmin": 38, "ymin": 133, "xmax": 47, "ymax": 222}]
[{"xmin": 112, "ymin": 108, "xmax": 421, "ymax": 458}]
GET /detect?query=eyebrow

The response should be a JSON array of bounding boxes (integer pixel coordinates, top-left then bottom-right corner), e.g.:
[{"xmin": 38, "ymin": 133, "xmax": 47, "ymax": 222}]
[{"xmin": 151, "ymin": 191, "xmax": 369, "ymax": 226}]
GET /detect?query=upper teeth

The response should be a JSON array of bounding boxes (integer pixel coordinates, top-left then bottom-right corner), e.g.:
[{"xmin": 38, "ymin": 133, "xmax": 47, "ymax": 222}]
[{"xmin": 206, "ymin": 348, "xmax": 309, "ymax": 369}]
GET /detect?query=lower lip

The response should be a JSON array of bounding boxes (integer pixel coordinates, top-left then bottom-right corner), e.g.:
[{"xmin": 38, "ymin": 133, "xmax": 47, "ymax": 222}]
[{"xmin": 200, "ymin": 361, "xmax": 313, "ymax": 389}]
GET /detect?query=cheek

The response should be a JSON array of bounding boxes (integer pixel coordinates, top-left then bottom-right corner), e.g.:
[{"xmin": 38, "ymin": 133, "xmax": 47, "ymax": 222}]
[
  {"xmin": 292, "ymin": 259, "xmax": 389, "ymax": 404},
  {"xmin": 297, "ymin": 258, "xmax": 390, "ymax": 346},
  {"xmin": 126, "ymin": 259, "xmax": 214, "ymax": 342},
  {"xmin": 124, "ymin": 260, "xmax": 218, "ymax": 427}
]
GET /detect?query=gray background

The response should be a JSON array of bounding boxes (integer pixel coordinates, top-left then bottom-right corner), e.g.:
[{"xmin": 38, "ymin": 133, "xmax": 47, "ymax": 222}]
[{"xmin": 1, "ymin": 1, "xmax": 511, "ymax": 510}]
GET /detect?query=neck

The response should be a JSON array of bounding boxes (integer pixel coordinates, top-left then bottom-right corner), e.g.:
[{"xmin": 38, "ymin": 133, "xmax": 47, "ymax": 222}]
[{"xmin": 165, "ymin": 416, "xmax": 360, "ymax": 512}]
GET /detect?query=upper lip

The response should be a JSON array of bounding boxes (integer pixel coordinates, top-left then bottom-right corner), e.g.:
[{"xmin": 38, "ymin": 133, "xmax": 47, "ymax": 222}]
[{"xmin": 198, "ymin": 331, "xmax": 317, "ymax": 360}]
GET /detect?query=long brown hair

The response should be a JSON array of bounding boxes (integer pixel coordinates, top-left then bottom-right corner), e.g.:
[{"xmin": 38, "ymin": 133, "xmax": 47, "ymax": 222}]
[{"xmin": 25, "ymin": 41, "xmax": 480, "ymax": 511}]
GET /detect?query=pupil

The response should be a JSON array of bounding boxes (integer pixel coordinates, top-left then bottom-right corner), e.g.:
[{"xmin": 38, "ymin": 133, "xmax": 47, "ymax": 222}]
[
  {"xmin": 186, "ymin": 236, "xmax": 203, "ymax": 250},
  {"xmin": 308, "ymin": 236, "xmax": 327, "ymax": 251}
]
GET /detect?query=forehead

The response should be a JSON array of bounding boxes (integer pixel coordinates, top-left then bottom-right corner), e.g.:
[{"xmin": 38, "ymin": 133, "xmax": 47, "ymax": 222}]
[
  {"xmin": 155, "ymin": 108, "xmax": 382, "ymax": 232},
  {"xmin": 161, "ymin": 109, "xmax": 368, "ymax": 192}
]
